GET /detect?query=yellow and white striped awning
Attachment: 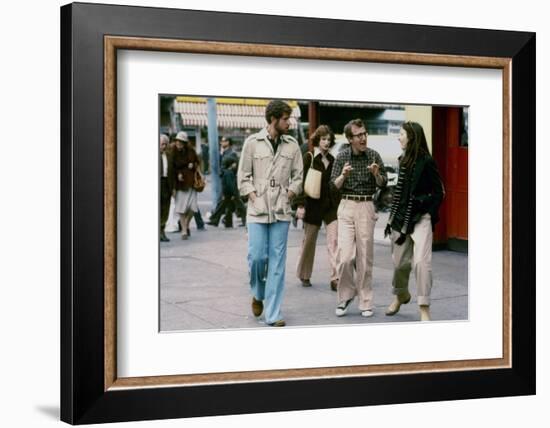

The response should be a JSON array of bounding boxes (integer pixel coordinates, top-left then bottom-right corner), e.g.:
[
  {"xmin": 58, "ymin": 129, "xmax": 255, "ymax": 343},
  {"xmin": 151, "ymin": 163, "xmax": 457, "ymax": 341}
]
[{"xmin": 174, "ymin": 97, "xmax": 301, "ymax": 129}]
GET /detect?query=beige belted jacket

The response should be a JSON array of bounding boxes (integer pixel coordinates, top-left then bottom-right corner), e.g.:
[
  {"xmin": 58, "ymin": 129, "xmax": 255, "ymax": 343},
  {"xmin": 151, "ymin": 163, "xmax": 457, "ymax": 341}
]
[{"xmin": 237, "ymin": 128, "xmax": 303, "ymax": 223}]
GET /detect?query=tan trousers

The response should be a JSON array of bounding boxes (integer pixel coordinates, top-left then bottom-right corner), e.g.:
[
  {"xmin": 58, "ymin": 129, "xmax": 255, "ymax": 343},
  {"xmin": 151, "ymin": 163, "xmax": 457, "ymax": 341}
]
[
  {"xmin": 391, "ymin": 214, "xmax": 433, "ymax": 306},
  {"xmin": 336, "ymin": 200, "xmax": 377, "ymax": 311},
  {"xmin": 296, "ymin": 220, "xmax": 339, "ymax": 282}
]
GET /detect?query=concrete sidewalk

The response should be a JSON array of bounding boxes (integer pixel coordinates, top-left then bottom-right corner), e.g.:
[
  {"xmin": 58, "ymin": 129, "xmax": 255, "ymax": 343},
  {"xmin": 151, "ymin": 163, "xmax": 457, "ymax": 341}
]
[{"xmin": 160, "ymin": 209, "xmax": 468, "ymax": 331}]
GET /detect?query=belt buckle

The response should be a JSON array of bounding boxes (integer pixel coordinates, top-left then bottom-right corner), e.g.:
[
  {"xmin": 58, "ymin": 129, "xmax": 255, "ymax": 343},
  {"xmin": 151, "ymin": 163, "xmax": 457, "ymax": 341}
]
[{"xmin": 270, "ymin": 178, "xmax": 275, "ymax": 187}]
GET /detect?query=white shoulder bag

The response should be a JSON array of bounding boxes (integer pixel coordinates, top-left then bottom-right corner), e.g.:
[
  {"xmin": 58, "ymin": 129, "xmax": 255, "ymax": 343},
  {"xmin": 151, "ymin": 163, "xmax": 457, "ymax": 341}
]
[{"xmin": 303, "ymin": 152, "xmax": 322, "ymax": 199}]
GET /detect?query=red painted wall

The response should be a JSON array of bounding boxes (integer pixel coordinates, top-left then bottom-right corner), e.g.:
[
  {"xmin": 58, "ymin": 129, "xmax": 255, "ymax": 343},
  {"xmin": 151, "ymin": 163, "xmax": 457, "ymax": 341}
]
[{"xmin": 432, "ymin": 107, "xmax": 468, "ymax": 244}]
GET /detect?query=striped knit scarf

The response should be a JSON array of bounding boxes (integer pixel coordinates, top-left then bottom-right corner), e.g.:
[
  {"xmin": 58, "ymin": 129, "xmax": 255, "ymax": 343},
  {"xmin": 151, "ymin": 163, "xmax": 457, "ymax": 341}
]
[{"xmin": 388, "ymin": 164, "xmax": 414, "ymax": 234}]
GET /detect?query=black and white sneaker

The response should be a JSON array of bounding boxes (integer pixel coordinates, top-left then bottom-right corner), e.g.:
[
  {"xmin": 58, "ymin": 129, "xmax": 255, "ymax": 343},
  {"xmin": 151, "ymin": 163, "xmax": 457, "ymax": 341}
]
[{"xmin": 335, "ymin": 297, "xmax": 354, "ymax": 317}]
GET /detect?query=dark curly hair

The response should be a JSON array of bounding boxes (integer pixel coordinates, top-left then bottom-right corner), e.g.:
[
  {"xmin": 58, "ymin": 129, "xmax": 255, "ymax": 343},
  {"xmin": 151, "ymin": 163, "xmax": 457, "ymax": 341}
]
[
  {"xmin": 310, "ymin": 124, "xmax": 335, "ymax": 148},
  {"xmin": 265, "ymin": 100, "xmax": 292, "ymax": 124}
]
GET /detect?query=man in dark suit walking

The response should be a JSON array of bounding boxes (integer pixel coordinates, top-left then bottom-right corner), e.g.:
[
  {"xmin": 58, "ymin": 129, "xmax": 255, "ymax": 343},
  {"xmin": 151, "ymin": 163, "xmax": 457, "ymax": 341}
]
[{"xmin": 207, "ymin": 137, "xmax": 246, "ymax": 228}]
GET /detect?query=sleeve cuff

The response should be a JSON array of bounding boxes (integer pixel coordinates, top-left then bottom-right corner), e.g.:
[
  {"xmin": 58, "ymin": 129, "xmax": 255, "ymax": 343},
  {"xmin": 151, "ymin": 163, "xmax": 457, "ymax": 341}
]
[
  {"xmin": 289, "ymin": 183, "xmax": 302, "ymax": 196},
  {"xmin": 239, "ymin": 182, "xmax": 255, "ymax": 196}
]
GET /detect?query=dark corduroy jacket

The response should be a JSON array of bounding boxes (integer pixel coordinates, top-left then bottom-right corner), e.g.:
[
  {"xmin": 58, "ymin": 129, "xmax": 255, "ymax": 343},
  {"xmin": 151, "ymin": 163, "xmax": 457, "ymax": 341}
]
[{"xmin": 293, "ymin": 149, "xmax": 340, "ymax": 226}]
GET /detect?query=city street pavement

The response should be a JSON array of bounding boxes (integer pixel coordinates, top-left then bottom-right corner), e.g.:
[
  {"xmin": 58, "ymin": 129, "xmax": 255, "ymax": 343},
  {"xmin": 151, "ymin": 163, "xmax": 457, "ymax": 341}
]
[{"xmin": 161, "ymin": 177, "xmax": 468, "ymax": 331}]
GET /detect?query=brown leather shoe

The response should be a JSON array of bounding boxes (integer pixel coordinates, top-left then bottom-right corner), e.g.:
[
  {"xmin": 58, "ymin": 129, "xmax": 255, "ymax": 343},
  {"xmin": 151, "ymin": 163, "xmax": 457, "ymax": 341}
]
[
  {"xmin": 268, "ymin": 320, "xmax": 286, "ymax": 327},
  {"xmin": 251, "ymin": 297, "xmax": 263, "ymax": 317},
  {"xmin": 330, "ymin": 280, "xmax": 338, "ymax": 292},
  {"xmin": 301, "ymin": 278, "xmax": 312, "ymax": 287},
  {"xmin": 385, "ymin": 291, "xmax": 411, "ymax": 316}
]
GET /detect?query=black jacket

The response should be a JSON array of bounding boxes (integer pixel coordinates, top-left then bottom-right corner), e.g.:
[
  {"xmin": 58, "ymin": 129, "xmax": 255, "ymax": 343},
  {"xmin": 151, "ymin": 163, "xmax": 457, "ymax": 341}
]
[
  {"xmin": 220, "ymin": 148, "xmax": 239, "ymax": 197},
  {"xmin": 407, "ymin": 153, "xmax": 445, "ymax": 230},
  {"xmin": 293, "ymin": 150, "xmax": 340, "ymax": 226}
]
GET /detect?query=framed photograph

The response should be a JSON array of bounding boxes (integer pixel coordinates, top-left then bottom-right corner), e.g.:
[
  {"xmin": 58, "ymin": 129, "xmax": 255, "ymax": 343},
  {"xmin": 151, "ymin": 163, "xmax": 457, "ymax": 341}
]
[
  {"xmin": 61, "ymin": 2, "xmax": 535, "ymax": 424},
  {"xmin": 156, "ymin": 95, "xmax": 469, "ymax": 334}
]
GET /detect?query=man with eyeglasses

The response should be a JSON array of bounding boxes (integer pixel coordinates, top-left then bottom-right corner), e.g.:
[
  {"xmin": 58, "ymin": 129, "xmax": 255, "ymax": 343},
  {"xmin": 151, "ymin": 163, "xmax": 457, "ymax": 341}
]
[{"xmin": 330, "ymin": 118, "xmax": 387, "ymax": 318}]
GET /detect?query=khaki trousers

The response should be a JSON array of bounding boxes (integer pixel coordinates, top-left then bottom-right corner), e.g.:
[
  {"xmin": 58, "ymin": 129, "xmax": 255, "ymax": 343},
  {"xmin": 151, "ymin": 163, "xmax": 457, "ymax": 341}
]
[
  {"xmin": 336, "ymin": 200, "xmax": 377, "ymax": 311},
  {"xmin": 296, "ymin": 220, "xmax": 339, "ymax": 282},
  {"xmin": 391, "ymin": 214, "xmax": 433, "ymax": 306}
]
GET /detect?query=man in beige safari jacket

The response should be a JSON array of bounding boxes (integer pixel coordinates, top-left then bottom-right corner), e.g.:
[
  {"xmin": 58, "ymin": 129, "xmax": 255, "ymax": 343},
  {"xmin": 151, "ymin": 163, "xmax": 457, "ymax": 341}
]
[{"xmin": 237, "ymin": 100, "xmax": 303, "ymax": 327}]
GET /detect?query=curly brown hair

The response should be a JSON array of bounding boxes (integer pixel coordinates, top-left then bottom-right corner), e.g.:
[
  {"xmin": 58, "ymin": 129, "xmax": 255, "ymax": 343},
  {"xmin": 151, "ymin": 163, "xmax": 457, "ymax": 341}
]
[
  {"xmin": 265, "ymin": 100, "xmax": 292, "ymax": 124},
  {"xmin": 310, "ymin": 124, "xmax": 335, "ymax": 148}
]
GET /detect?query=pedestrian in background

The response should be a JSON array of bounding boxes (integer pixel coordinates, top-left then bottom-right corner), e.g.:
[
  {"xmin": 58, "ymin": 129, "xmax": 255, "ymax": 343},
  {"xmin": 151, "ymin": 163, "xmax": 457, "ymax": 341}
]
[
  {"xmin": 163, "ymin": 133, "xmax": 180, "ymax": 233},
  {"xmin": 207, "ymin": 137, "xmax": 246, "ymax": 228},
  {"xmin": 294, "ymin": 125, "xmax": 340, "ymax": 291},
  {"xmin": 330, "ymin": 118, "xmax": 387, "ymax": 318},
  {"xmin": 384, "ymin": 121, "xmax": 444, "ymax": 321},
  {"xmin": 237, "ymin": 100, "xmax": 303, "ymax": 327},
  {"xmin": 168, "ymin": 131, "xmax": 200, "ymax": 240},
  {"xmin": 201, "ymin": 140, "xmax": 210, "ymax": 175},
  {"xmin": 159, "ymin": 134, "xmax": 171, "ymax": 242},
  {"xmin": 188, "ymin": 137, "xmax": 207, "ymax": 233}
]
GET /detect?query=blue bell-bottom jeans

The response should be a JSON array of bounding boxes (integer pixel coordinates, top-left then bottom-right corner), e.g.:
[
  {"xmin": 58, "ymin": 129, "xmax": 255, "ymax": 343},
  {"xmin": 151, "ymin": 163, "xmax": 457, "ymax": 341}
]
[{"xmin": 247, "ymin": 221, "xmax": 290, "ymax": 324}]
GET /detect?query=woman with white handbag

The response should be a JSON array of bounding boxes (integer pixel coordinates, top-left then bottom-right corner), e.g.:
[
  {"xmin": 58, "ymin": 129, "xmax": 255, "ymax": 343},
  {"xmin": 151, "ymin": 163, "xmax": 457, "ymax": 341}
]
[{"xmin": 294, "ymin": 125, "xmax": 341, "ymax": 291}]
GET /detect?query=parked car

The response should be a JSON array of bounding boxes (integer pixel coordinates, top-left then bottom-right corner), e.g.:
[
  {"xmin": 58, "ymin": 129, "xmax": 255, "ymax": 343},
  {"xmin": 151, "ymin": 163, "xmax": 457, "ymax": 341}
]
[
  {"xmin": 330, "ymin": 135, "xmax": 348, "ymax": 157},
  {"xmin": 384, "ymin": 164, "xmax": 398, "ymax": 186},
  {"xmin": 374, "ymin": 164, "xmax": 398, "ymax": 212}
]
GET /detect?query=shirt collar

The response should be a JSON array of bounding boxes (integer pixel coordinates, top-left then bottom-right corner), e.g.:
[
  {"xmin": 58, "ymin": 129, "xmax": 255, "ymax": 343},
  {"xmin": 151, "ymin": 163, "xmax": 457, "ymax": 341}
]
[
  {"xmin": 350, "ymin": 147, "xmax": 368, "ymax": 157},
  {"xmin": 258, "ymin": 127, "xmax": 287, "ymax": 144},
  {"xmin": 257, "ymin": 127, "xmax": 270, "ymax": 141}
]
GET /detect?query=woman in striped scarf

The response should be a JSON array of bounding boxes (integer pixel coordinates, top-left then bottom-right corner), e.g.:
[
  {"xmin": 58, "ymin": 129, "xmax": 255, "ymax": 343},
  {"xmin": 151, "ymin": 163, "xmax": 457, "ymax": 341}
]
[{"xmin": 384, "ymin": 121, "xmax": 444, "ymax": 321}]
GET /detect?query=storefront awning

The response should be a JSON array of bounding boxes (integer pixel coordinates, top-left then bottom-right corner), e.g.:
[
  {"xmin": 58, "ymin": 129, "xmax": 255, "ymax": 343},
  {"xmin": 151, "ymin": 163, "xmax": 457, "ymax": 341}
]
[
  {"xmin": 299, "ymin": 100, "xmax": 404, "ymax": 109},
  {"xmin": 174, "ymin": 97, "xmax": 301, "ymax": 129}
]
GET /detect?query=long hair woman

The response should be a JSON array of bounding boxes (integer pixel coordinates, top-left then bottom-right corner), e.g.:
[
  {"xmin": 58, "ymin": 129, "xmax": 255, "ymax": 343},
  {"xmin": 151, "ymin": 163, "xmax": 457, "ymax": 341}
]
[
  {"xmin": 384, "ymin": 121, "xmax": 444, "ymax": 321},
  {"xmin": 294, "ymin": 125, "xmax": 340, "ymax": 291}
]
